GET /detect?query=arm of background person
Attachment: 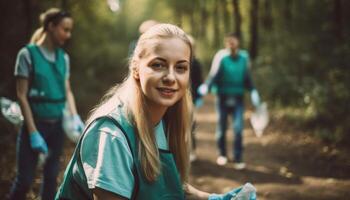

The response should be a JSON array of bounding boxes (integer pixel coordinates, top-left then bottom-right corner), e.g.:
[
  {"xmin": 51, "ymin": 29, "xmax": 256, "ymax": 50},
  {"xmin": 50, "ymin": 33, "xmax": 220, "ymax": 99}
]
[
  {"xmin": 16, "ymin": 77, "xmax": 37, "ymax": 133},
  {"xmin": 205, "ymin": 49, "xmax": 229, "ymax": 87},
  {"xmin": 184, "ymin": 183, "xmax": 211, "ymax": 199},
  {"xmin": 65, "ymin": 79, "xmax": 78, "ymax": 115}
]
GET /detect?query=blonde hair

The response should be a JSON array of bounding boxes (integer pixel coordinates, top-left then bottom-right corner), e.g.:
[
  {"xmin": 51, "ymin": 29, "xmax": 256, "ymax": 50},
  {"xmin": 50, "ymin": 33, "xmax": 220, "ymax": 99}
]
[
  {"xmin": 30, "ymin": 8, "xmax": 71, "ymax": 44},
  {"xmin": 87, "ymin": 24, "xmax": 193, "ymax": 183}
]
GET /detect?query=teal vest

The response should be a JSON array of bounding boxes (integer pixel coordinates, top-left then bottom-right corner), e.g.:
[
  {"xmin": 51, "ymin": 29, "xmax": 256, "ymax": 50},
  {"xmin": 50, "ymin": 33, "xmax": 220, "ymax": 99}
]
[
  {"xmin": 26, "ymin": 44, "xmax": 66, "ymax": 119},
  {"xmin": 215, "ymin": 53, "xmax": 248, "ymax": 95},
  {"xmin": 55, "ymin": 105, "xmax": 185, "ymax": 200}
]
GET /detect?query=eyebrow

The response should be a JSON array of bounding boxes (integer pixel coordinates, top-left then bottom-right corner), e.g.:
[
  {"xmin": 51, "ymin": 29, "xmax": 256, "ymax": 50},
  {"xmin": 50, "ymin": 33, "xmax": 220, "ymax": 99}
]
[{"xmin": 152, "ymin": 57, "xmax": 189, "ymax": 64}]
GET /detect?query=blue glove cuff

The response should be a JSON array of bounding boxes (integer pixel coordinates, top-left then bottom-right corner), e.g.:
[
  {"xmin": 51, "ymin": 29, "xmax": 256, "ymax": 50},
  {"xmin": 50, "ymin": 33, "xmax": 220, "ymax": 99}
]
[{"xmin": 208, "ymin": 193, "xmax": 223, "ymax": 200}]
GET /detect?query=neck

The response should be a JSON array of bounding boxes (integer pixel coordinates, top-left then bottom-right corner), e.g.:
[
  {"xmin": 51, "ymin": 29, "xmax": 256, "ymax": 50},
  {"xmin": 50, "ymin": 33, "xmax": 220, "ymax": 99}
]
[
  {"xmin": 230, "ymin": 48, "xmax": 238, "ymax": 57},
  {"xmin": 37, "ymin": 34, "xmax": 56, "ymax": 51},
  {"xmin": 146, "ymin": 101, "xmax": 167, "ymax": 126}
]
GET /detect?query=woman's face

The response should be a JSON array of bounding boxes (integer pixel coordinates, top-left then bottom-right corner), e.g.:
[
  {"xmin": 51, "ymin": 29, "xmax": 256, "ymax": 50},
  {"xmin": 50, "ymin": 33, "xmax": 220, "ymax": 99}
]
[
  {"xmin": 135, "ymin": 37, "xmax": 191, "ymax": 111},
  {"xmin": 49, "ymin": 17, "xmax": 73, "ymax": 46}
]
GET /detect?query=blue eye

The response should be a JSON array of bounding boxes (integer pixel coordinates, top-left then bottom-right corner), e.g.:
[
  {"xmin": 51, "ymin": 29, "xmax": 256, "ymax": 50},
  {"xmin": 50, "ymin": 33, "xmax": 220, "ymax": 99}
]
[{"xmin": 151, "ymin": 63, "xmax": 164, "ymax": 69}]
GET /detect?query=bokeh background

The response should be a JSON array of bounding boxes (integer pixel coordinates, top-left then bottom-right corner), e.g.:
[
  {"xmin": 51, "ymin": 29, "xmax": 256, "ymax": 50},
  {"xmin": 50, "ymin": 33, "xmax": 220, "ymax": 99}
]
[{"xmin": 1, "ymin": 0, "xmax": 349, "ymax": 199}]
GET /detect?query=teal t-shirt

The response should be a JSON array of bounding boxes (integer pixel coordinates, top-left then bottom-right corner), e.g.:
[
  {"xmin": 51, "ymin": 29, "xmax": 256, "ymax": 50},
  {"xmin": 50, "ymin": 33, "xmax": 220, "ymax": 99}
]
[{"xmin": 80, "ymin": 118, "xmax": 168, "ymax": 199}]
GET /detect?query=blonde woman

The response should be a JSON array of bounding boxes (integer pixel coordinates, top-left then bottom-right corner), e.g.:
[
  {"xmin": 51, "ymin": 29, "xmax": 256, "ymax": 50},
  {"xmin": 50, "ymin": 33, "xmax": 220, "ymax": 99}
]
[{"xmin": 56, "ymin": 24, "xmax": 253, "ymax": 200}]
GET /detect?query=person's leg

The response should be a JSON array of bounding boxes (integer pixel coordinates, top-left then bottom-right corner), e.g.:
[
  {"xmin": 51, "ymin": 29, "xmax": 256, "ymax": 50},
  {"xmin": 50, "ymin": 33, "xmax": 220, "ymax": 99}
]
[
  {"xmin": 232, "ymin": 101, "xmax": 244, "ymax": 163},
  {"xmin": 40, "ymin": 120, "xmax": 65, "ymax": 200},
  {"xmin": 8, "ymin": 126, "xmax": 39, "ymax": 200},
  {"xmin": 216, "ymin": 95, "xmax": 228, "ymax": 157}
]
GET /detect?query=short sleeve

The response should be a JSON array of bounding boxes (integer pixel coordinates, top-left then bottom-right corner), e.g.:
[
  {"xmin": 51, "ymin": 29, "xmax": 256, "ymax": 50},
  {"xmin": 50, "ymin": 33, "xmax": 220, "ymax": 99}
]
[
  {"xmin": 14, "ymin": 47, "xmax": 32, "ymax": 78},
  {"xmin": 81, "ymin": 119, "xmax": 134, "ymax": 199}
]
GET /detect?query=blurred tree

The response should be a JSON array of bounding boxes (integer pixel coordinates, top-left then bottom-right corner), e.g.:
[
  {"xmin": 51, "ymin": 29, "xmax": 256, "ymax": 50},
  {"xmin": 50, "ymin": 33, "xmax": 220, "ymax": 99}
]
[
  {"xmin": 249, "ymin": 0, "xmax": 259, "ymax": 60},
  {"xmin": 232, "ymin": 0, "xmax": 242, "ymax": 38}
]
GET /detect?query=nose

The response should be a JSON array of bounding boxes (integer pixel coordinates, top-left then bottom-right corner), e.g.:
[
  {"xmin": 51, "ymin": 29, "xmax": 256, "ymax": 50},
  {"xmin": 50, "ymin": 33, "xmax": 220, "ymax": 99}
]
[{"xmin": 162, "ymin": 68, "xmax": 176, "ymax": 84}]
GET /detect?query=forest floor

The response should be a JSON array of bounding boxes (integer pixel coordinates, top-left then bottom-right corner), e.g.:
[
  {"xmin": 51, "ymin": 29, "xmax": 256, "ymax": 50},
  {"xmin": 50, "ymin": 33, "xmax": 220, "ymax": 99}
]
[{"xmin": 1, "ymin": 95, "xmax": 350, "ymax": 199}]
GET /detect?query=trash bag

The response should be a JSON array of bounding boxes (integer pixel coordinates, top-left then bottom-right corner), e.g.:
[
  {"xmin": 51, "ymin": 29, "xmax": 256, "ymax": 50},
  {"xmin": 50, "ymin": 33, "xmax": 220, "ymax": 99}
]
[
  {"xmin": 62, "ymin": 106, "xmax": 82, "ymax": 143},
  {"xmin": 250, "ymin": 102, "xmax": 269, "ymax": 137},
  {"xmin": 0, "ymin": 97, "xmax": 23, "ymax": 126},
  {"xmin": 231, "ymin": 182, "xmax": 257, "ymax": 200}
]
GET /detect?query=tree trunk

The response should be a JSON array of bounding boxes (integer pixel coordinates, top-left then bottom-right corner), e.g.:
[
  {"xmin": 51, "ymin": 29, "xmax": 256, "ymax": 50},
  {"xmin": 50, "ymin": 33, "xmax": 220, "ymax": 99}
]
[
  {"xmin": 232, "ymin": 0, "xmax": 241, "ymax": 38},
  {"xmin": 262, "ymin": 0, "xmax": 272, "ymax": 30},
  {"xmin": 213, "ymin": 1, "xmax": 221, "ymax": 48},
  {"xmin": 221, "ymin": 0, "xmax": 230, "ymax": 34},
  {"xmin": 249, "ymin": 0, "xmax": 259, "ymax": 60},
  {"xmin": 61, "ymin": 0, "xmax": 68, "ymax": 10},
  {"xmin": 333, "ymin": 0, "xmax": 343, "ymax": 41},
  {"xmin": 199, "ymin": 0, "xmax": 208, "ymax": 38}
]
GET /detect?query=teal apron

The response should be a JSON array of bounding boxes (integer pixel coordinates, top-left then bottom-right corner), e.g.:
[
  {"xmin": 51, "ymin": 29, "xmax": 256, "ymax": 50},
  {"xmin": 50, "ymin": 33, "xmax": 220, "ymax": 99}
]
[
  {"xmin": 55, "ymin": 104, "xmax": 185, "ymax": 199},
  {"xmin": 26, "ymin": 44, "xmax": 66, "ymax": 119},
  {"xmin": 214, "ymin": 54, "xmax": 248, "ymax": 95}
]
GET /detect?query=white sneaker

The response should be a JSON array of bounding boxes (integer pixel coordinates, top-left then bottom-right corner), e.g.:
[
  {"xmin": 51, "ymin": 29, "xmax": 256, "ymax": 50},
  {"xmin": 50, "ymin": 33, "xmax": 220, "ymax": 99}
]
[
  {"xmin": 234, "ymin": 162, "xmax": 246, "ymax": 170},
  {"xmin": 216, "ymin": 156, "xmax": 228, "ymax": 166}
]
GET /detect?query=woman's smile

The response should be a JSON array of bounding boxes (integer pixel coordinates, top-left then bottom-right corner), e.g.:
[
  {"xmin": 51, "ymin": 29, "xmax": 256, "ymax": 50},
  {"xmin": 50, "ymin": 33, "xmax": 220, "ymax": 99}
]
[{"xmin": 156, "ymin": 87, "xmax": 178, "ymax": 98}]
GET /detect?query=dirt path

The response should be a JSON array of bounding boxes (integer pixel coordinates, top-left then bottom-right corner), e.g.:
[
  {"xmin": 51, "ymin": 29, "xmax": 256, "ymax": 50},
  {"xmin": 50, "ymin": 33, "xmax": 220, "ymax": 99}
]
[
  {"xmin": 189, "ymin": 95, "xmax": 350, "ymax": 200},
  {"xmin": 1, "ymin": 95, "xmax": 350, "ymax": 199}
]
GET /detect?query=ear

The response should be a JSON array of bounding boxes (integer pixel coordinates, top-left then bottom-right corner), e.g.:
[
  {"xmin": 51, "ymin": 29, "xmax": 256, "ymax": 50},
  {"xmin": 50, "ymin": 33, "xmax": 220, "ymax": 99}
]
[
  {"xmin": 132, "ymin": 67, "xmax": 140, "ymax": 80},
  {"xmin": 48, "ymin": 22, "xmax": 55, "ymax": 32}
]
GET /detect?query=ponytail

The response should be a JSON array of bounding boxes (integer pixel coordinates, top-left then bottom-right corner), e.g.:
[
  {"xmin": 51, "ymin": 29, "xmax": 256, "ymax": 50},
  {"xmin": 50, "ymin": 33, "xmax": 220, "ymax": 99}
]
[{"xmin": 30, "ymin": 27, "xmax": 44, "ymax": 44}]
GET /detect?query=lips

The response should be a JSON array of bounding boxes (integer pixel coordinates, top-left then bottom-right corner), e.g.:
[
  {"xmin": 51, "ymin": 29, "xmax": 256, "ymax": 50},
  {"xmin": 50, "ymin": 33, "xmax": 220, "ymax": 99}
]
[{"xmin": 157, "ymin": 87, "xmax": 177, "ymax": 97}]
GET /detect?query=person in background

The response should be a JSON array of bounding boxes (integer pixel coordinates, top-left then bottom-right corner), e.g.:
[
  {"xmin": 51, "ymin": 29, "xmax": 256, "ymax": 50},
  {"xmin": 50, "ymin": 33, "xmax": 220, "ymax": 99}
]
[
  {"xmin": 187, "ymin": 34, "xmax": 203, "ymax": 162},
  {"xmin": 55, "ymin": 24, "xmax": 255, "ymax": 200},
  {"xmin": 128, "ymin": 19, "xmax": 159, "ymax": 57},
  {"xmin": 8, "ymin": 8, "xmax": 84, "ymax": 200},
  {"xmin": 198, "ymin": 33, "xmax": 261, "ymax": 169}
]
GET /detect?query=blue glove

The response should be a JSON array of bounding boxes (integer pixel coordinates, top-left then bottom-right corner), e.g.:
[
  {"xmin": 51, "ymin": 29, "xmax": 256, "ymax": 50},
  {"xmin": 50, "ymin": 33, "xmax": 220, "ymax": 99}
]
[
  {"xmin": 73, "ymin": 114, "xmax": 85, "ymax": 133},
  {"xmin": 250, "ymin": 89, "xmax": 260, "ymax": 108},
  {"xmin": 30, "ymin": 131, "xmax": 48, "ymax": 154}
]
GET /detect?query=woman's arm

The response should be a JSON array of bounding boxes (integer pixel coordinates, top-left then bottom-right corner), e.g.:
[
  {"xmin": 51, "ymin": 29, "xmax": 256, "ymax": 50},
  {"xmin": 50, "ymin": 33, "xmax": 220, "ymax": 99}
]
[
  {"xmin": 16, "ymin": 78, "xmax": 36, "ymax": 133},
  {"xmin": 93, "ymin": 188, "xmax": 128, "ymax": 200},
  {"xmin": 65, "ymin": 79, "xmax": 78, "ymax": 115},
  {"xmin": 184, "ymin": 183, "xmax": 210, "ymax": 200}
]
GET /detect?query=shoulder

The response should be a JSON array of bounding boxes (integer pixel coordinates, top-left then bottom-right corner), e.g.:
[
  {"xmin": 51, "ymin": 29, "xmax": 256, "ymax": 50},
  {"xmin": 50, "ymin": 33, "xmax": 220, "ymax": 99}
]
[
  {"xmin": 57, "ymin": 48, "xmax": 69, "ymax": 61},
  {"xmin": 215, "ymin": 49, "xmax": 230, "ymax": 57},
  {"xmin": 17, "ymin": 46, "xmax": 31, "ymax": 59},
  {"xmin": 83, "ymin": 117, "xmax": 127, "ymax": 140},
  {"xmin": 238, "ymin": 49, "xmax": 250, "ymax": 59}
]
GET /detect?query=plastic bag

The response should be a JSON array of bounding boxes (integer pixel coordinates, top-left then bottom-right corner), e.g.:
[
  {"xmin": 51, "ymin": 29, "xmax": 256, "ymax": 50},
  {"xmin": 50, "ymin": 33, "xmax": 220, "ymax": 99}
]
[
  {"xmin": 62, "ymin": 106, "xmax": 82, "ymax": 143},
  {"xmin": 250, "ymin": 102, "xmax": 269, "ymax": 137},
  {"xmin": 231, "ymin": 183, "xmax": 257, "ymax": 200},
  {"xmin": 0, "ymin": 97, "xmax": 23, "ymax": 126}
]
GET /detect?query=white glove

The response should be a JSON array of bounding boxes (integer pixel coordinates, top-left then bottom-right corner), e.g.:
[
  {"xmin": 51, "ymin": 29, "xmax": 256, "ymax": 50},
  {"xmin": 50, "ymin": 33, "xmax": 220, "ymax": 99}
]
[
  {"xmin": 250, "ymin": 89, "xmax": 260, "ymax": 108},
  {"xmin": 197, "ymin": 83, "xmax": 209, "ymax": 96}
]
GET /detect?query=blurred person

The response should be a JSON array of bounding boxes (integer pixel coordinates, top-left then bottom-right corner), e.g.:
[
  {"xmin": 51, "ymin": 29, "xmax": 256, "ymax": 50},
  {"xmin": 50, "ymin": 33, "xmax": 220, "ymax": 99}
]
[
  {"xmin": 198, "ymin": 33, "xmax": 261, "ymax": 169},
  {"xmin": 187, "ymin": 34, "xmax": 204, "ymax": 162},
  {"xmin": 8, "ymin": 8, "xmax": 84, "ymax": 200},
  {"xmin": 55, "ymin": 24, "xmax": 256, "ymax": 200},
  {"xmin": 128, "ymin": 19, "xmax": 159, "ymax": 57}
]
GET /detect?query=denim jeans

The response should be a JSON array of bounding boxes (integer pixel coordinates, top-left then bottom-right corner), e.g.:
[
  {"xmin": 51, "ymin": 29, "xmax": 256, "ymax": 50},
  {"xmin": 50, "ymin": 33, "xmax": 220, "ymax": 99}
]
[
  {"xmin": 8, "ymin": 119, "xmax": 64, "ymax": 200},
  {"xmin": 216, "ymin": 95, "xmax": 244, "ymax": 162}
]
